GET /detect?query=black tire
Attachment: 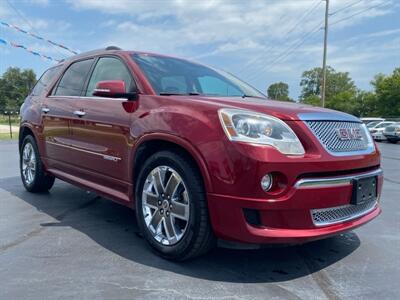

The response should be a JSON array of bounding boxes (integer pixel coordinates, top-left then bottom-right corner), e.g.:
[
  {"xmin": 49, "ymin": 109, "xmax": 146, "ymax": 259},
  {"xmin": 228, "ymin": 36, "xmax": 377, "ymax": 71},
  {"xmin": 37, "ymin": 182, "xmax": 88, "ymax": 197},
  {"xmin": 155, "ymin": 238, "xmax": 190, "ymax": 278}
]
[
  {"xmin": 20, "ymin": 135, "xmax": 55, "ymax": 193},
  {"xmin": 388, "ymin": 139, "xmax": 398, "ymax": 144},
  {"xmin": 135, "ymin": 150, "xmax": 215, "ymax": 261}
]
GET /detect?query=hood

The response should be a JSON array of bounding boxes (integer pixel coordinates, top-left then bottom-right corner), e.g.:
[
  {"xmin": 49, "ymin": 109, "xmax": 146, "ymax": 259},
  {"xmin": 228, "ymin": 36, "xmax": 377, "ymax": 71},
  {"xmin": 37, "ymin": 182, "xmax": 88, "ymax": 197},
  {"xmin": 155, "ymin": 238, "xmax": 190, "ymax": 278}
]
[{"xmin": 189, "ymin": 96, "xmax": 360, "ymax": 122}]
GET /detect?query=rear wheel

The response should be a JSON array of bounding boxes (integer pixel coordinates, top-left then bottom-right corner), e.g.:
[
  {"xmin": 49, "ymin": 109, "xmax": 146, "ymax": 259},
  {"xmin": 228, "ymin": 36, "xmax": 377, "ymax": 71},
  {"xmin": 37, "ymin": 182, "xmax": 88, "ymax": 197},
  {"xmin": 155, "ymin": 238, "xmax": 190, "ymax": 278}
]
[
  {"xmin": 136, "ymin": 150, "xmax": 214, "ymax": 261},
  {"xmin": 20, "ymin": 135, "xmax": 55, "ymax": 193},
  {"xmin": 388, "ymin": 139, "xmax": 398, "ymax": 144}
]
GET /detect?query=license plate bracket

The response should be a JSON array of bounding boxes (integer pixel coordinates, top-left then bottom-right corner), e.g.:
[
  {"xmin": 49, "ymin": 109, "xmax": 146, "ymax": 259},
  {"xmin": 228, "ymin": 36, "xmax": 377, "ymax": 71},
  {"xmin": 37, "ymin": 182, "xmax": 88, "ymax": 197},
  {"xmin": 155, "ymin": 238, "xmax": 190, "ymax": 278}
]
[{"xmin": 351, "ymin": 176, "xmax": 377, "ymax": 205}]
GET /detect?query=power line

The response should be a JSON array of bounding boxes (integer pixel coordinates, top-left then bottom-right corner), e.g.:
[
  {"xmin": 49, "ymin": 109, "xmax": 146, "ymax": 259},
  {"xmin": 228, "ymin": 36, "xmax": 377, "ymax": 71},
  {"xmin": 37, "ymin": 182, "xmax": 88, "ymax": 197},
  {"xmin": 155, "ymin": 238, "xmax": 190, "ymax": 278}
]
[
  {"xmin": 237, "ymin": 0, "xmax": 323, "ymax": 75},
  {"xmin": 330, "ymin": 1, "xmax": 390, "ymax": 27},
  {"xmin": 286, "ymin": 0, "xmax": 323, "ymax": 35},
  {"xmin": 247, "ymin": 1, "xmax": 390, "ymax": 87},
  {"xmin": 329, "ymin": 0, "xmax": 364, "ymax": 16},
  {"xmin": 5, "ymin": 0, "xmax": 68, "ymax": 58},
  {"xmin": 246, "ymin": 21, "xmax": 324, "ymax": 83},
  {"xmin": 269, "ymin": 23, "xmax": 323, "ymax": 69}
]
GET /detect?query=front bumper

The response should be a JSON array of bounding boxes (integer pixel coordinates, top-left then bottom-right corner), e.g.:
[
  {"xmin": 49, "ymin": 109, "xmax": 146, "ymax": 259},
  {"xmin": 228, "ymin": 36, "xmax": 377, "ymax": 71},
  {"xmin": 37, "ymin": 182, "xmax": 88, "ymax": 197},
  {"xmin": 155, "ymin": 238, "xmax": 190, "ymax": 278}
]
[
  {"xmin": 384, "ymin": 133, "xmax": 400, "ymax": 141},
  {"xmin": 372, "ymin": 132, "xmax": 386, "ymax": 140},
  {"xmin": 207, "ymin": 169, "xmax": 383, "ymax": 244}
]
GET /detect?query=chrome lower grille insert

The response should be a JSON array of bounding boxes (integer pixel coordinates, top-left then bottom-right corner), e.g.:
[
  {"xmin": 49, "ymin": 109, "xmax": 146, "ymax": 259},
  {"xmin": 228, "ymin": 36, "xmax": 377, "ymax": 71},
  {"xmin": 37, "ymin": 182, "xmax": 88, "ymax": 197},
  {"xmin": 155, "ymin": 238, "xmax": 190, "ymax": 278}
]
[{"xmin": 311, "ymin": 201, "xmax": 377, "ymax": 227}]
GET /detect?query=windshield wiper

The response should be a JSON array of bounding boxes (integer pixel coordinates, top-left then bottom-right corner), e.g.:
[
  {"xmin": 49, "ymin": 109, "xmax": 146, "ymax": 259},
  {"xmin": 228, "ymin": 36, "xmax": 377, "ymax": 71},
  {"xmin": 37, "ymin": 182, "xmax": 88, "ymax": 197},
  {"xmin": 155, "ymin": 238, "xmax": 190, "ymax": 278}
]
[
  {"xmin": 241, "ymin": 94, "xmax": 264, "ymax": 99},
  {"xmin": 159, "ymin": 92, "xmax": 201, "ymax": 96}
]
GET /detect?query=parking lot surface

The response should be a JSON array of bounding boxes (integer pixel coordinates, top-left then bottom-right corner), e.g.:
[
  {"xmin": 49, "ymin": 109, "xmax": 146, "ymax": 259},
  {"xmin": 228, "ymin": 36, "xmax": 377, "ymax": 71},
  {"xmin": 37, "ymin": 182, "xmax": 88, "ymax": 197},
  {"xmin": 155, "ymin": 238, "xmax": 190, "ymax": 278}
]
[{"xmin": 0, "ymin": 140, "xmax": 399, "ymax": 299}]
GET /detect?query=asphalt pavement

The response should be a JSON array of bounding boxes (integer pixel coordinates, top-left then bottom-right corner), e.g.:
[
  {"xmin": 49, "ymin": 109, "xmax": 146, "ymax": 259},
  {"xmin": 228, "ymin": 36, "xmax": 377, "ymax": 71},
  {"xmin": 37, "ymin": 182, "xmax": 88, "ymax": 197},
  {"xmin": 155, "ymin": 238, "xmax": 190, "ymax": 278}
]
[{"xmin": 0, "ymin": 140, "xmax": 399, "ymax": 299}]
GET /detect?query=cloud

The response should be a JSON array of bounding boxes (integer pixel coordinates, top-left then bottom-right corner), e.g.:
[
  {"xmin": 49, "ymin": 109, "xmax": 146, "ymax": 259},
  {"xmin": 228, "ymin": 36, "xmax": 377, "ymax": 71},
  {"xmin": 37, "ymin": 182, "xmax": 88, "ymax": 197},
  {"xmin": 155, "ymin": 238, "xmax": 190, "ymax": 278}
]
[
  {"xmin": 68, "ymin": 0, "xmax": 394, "ymax": 60},
  {"xmin": 64, "ymin": 0, "xmax": 397, "ymax": 98},
  {"xmin": 0, "ymin": 1, "xmax": 11, "ymax": 17},
  {"xmin": 0, "ymin": 0, "xmax": 385, "ymax": 98},
  {"xmin": 25, "ymin": 0, "xmax": 49, "ymax": 6}
]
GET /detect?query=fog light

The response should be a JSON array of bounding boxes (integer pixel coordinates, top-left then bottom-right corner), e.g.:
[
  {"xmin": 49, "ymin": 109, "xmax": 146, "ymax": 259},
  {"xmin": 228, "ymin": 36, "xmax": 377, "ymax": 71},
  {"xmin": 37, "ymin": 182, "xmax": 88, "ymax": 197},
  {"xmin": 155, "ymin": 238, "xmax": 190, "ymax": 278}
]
[{"xmin": 261, "ymin": 173, "xmax": 273, "ymax": 192}]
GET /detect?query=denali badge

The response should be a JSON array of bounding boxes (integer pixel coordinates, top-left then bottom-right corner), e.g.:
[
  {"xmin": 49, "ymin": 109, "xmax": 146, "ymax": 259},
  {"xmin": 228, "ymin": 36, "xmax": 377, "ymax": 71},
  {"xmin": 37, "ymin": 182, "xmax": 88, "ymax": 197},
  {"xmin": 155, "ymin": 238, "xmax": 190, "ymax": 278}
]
[{"xmin": 335, "ymin": 128, "xmax": 363, "ymax": 141}]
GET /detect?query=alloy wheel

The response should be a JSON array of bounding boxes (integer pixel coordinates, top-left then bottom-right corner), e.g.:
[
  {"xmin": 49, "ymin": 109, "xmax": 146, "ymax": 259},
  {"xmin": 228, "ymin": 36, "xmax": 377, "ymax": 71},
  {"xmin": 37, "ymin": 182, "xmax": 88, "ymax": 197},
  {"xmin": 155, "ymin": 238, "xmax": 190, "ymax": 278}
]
[
  {"xmin": 22, "ymin": 142, "xmax": 36, "ymax": 185},
  {"xmin": 142, "ymin": 166, "xmax": 190, "ymax": 246}
]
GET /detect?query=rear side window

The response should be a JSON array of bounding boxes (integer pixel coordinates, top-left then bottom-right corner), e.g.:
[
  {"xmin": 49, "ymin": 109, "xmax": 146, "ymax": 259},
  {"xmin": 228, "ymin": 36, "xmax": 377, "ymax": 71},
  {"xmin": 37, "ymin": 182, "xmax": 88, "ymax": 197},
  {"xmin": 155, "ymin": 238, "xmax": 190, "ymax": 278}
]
[
  {"xmin": 31, "ymin": 66, "xmax": 62, "ymax": 96},
  {"xmin": 85, "ymin": 57, "xmax": 134, "ymax": 96},
  {"xmin": 55, "ymin": 59, "xmax": 94, "ymax": 96}
]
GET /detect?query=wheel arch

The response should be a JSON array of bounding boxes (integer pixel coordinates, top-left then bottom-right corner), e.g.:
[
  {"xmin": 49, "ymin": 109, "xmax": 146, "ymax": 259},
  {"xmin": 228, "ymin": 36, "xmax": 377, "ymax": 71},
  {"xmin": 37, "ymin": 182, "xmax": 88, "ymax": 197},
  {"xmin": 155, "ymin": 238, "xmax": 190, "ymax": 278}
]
[
  {"xmin": 19, "ymin": 124, "xmax": 37, "ymax": 152},
  {"xmin": 132, "ymin": 133, "xmax": 213, "ymax": 195}
]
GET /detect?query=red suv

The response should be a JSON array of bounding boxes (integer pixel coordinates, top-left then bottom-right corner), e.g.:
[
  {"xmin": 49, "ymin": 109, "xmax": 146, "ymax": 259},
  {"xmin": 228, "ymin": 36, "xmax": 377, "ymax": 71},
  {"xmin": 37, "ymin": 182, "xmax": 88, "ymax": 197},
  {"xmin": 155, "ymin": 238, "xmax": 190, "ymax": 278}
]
[{"xmin": 19, "ymin": 47, "xmax": 382, "ymax": 260}]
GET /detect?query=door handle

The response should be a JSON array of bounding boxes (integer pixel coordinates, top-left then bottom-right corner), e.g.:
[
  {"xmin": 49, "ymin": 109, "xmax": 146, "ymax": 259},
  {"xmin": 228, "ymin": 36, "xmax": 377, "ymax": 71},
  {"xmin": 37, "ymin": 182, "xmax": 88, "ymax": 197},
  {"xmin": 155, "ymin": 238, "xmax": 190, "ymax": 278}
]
[
  {"xmin": 73, "ymin": 110, "xmax": 86, "ymax": 117},
  {"xmin": 41, "ymin": 107, "xmax": 50, "ymax": 114}
]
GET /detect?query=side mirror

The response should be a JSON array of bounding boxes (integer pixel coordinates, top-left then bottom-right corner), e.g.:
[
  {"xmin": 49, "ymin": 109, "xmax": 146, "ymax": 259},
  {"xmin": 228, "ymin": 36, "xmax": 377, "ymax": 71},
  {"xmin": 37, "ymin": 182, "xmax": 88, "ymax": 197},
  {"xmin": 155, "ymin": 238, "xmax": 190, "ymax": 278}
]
[{"xmin": 93, "ymin": 80, "xmax": 137, "ymax": 100}]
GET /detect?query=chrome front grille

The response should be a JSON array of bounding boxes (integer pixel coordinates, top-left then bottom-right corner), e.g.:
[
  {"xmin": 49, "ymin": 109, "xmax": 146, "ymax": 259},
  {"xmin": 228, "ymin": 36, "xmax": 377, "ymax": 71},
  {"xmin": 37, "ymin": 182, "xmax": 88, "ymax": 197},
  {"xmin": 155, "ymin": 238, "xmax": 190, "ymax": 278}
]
[
  {"xmin": 311, "ymin": 201, "xmax": 377, "ymax": 227},
  {"xmin": 305, "ymin": 121, "xmax": 370, "ymax": 154},
  {"xmin": 384, "ymin": 126, "xmax": 395, "ymax": 132}
]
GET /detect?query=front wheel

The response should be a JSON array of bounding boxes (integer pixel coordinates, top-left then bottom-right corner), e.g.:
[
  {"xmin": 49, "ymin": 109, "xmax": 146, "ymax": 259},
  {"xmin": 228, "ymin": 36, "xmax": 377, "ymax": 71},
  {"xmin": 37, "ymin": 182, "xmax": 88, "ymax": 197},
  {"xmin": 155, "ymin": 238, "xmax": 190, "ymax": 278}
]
[
  {"xmin": 20, "ymin": 135, "xmax": 55, "ymax": 193},
  {"xmin": 136, "ymin": 151, "xmax": 214, "ymax": 261}
]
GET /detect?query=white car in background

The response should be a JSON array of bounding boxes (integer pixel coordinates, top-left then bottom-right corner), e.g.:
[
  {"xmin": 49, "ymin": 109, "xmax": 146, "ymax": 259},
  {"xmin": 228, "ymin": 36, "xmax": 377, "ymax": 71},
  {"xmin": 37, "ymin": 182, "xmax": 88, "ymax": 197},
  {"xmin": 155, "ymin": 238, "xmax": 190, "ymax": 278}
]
[
  {"xmin": 361, "ymin": 117, "xmax": 385, "ymax": 125},
  {"xmin": 383, "ymin": 123, "xmax": 400, "ymax": 144},
  {"xmin": 369, "ymin": 121, "xmax": 396, "ymax": 141}
]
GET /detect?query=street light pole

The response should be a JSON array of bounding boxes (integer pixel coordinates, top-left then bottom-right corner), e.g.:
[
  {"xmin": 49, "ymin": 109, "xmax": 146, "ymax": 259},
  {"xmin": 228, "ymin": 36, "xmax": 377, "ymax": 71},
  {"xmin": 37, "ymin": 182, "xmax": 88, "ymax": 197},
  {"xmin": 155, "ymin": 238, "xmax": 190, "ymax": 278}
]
[{"xmin": 321, "ymin": 0, "xmax": 329, "ymax": 107}]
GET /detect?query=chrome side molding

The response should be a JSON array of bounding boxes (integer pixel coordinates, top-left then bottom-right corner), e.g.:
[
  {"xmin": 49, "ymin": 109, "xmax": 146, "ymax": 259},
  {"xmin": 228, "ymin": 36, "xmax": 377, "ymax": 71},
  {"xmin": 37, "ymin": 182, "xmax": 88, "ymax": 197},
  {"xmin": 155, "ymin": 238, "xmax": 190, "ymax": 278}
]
[{"xmin": 46, "ymin": 141, "xmax": 121, "ymax": 162}]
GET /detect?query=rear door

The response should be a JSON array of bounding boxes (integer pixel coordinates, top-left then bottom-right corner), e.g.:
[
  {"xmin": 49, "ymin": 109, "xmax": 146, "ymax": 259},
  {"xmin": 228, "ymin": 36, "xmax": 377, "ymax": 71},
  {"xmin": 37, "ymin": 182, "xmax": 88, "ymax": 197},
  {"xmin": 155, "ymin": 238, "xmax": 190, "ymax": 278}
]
[
  {"xmin": 28, "ymin": 65, "xmax": 62, "ymax": 157},
  {"xmin": 68, "ymin": 56, "xmax": 136, "ymax": 199},
  {"xmin": 42, "ymin": 58, "xmax": 95, "ymax": 170}
]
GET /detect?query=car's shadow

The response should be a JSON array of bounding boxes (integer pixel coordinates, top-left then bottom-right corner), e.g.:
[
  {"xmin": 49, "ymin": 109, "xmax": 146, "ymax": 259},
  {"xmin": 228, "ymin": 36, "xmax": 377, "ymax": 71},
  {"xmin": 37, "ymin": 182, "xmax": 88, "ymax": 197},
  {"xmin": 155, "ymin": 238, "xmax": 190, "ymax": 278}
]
[{"xmin": 0, "ymin": 177, "xmax": 360, "ymax": 284}]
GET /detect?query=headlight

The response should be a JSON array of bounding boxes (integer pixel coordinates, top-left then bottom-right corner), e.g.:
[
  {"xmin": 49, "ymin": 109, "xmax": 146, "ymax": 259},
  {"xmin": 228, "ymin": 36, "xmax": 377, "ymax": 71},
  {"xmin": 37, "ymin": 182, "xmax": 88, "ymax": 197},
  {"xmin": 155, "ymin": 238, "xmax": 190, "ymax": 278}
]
[{"xmin": 218, "ymin": 108, "xmax": 305, "ymax": 155}]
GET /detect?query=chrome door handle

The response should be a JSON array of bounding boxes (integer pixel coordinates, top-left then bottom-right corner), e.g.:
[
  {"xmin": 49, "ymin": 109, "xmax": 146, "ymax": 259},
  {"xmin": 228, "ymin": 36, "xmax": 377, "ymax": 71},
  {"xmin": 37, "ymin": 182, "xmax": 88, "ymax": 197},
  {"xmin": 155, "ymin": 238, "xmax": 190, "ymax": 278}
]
[
  {"xmin": 41, "ymin": 107, "xmax": 50, "ymax": 114},
  {"xmin": 73, "ymin": 110, "xmax": 86, "ymax": 117}
]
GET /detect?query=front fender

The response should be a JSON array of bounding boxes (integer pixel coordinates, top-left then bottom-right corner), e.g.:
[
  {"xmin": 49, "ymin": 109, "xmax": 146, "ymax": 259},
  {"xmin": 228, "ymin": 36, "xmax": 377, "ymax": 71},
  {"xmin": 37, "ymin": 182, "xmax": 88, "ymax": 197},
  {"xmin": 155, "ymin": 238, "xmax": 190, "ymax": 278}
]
[
  {"xmin": 130, "ymin": 101, "xmax": 226, "ymax": 192},
  {"xmin": 132, "ymin": 132, "xmax": 214, "ymax": 193}
]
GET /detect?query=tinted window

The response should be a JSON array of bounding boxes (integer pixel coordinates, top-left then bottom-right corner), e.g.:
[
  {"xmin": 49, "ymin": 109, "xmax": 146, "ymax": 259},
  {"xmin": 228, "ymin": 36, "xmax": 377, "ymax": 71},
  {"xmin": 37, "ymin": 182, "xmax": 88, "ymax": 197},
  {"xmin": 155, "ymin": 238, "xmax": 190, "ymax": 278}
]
[
  {"xmin": 131, "ymin": 54, "xmax": 264, "ymax": 98},
  {"xmin": 31, "ymin": 66, "xmax": 61, "ymax": 96},
  {"xmin": 86, "ymin": 57, "xmax": 134, "ymax": 96},
  {"xmin": 55, "ymin": 59, "xmax": 94, "ymax": 96}
]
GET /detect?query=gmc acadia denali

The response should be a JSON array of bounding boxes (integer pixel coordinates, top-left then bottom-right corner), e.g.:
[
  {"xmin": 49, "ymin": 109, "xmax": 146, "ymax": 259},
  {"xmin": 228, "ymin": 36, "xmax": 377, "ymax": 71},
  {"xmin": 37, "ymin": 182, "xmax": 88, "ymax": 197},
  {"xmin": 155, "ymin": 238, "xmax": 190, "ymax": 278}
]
[{"xmin": 19, "ymin": 47, "xmax": 382, "ymax": 260}]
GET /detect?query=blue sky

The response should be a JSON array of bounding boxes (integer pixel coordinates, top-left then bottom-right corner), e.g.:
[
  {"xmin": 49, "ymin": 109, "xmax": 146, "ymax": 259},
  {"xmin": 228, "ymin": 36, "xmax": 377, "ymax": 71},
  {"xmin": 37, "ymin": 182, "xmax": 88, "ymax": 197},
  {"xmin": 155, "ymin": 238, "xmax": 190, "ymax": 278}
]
[{"xmin": 0, "ymin": 0, "xmax": 399, "ymax": 99}]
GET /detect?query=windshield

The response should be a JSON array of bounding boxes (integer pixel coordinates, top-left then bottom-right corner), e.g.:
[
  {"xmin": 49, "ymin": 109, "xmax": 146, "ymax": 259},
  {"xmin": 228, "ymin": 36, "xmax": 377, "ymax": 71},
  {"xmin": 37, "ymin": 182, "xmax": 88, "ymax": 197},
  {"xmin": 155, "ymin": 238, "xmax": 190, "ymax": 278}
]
[
  {"xmin": 376, "ymin": 122, "xmax": 393, "ymax": 128},
  {"xmin": 367, "ymin": 121, "xmax": 381, "ymax": 128},
  {"xmin": 131, "ymin": 53, "xmax": 265, "ymax": 98}
]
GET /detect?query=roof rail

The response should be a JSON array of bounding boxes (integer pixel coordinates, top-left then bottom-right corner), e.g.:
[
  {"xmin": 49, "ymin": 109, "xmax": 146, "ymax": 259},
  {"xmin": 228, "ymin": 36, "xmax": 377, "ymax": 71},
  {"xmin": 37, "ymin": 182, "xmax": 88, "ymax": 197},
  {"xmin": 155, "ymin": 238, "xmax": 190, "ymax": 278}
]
[{"xmin": 105, "ymin": 46, "xmax": 122, "ymax": 50}]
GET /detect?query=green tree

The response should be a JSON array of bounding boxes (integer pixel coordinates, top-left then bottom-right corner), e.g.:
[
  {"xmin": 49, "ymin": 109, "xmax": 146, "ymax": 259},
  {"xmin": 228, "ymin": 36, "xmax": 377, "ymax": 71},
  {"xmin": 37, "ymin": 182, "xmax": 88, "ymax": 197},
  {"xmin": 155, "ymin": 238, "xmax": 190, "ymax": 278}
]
[
  {"xmin": 299, "ymin": 66, "xmax": 357, "ymax": 113},
  {"xmin": 354, "ymin": 91, "xmax": 379, "ymax": 117},
  {"xmin": 267, "ymin": 82, "xmax": 292, "ymax": 101},
  {"xmin": 301, "ymin": 94, "xmax": 321, "ymax": 106},
  {"xmin": 299, "ymin": 66, "xmax": 332, "ymax": 99},
  {"xmin": 371, "ymin": 68, "xmax": 400, "ymax": 117},
  {"xmin": 0, "ymin": 67, "xmax": 36, "ymax": 111}
]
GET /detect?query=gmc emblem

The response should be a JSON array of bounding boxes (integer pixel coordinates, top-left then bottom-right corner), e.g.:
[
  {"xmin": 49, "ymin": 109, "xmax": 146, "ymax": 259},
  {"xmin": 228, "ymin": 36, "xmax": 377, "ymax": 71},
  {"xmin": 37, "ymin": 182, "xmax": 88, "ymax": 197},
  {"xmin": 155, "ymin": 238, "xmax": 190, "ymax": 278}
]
[{"xmin": 335, "ymin": 128, "xmax": 363, "ymax": 141}]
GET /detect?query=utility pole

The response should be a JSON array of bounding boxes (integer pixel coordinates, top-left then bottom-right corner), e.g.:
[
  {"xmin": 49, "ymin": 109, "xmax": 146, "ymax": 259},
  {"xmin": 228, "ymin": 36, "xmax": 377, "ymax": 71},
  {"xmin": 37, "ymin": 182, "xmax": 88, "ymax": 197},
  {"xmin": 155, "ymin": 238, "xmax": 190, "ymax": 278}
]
[{"xmin": 321, "ymin": 0, "xmax": 329, "ymax": 107}]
